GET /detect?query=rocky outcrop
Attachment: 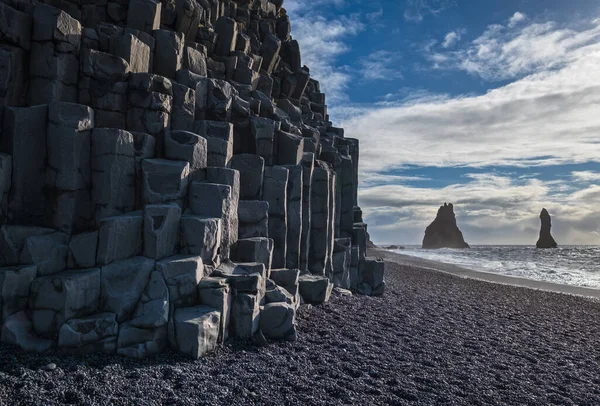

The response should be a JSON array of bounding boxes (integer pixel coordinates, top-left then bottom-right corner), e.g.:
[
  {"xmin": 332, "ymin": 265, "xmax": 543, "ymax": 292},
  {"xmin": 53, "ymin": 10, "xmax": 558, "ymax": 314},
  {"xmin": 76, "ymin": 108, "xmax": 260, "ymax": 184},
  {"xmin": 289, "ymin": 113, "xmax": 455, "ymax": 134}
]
[
  {"xmin": 536, "ymin": 209, "xmax": 558, "ymax": 249},
  {"xmin": 422, "ymin": 203, "xmax": 470, "ymax": 249},
  {"xmin": 0, "ymin": 0, "xmax": 384, "ymax": 358}
]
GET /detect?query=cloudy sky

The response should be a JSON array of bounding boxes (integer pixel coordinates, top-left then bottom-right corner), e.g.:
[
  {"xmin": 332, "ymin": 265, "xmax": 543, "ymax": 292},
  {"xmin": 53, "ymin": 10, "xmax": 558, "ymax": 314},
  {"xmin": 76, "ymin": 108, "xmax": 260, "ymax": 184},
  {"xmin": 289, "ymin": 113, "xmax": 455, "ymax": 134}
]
[{"xmin": 286, "ymin": 0, "xmax": 600, "ymax": 245}]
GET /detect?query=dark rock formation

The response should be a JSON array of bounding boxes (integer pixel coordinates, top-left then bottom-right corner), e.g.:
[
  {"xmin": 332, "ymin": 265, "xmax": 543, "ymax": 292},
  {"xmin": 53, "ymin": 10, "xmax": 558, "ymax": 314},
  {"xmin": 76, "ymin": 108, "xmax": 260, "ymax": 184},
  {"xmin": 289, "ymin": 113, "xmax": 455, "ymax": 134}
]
[
  {"xmin": 536, "ymin": 209, "xmax": 558, "ymax": 249},
  {"xmin": 0, "ymin": 0, "xmax": 385, "ymax": 358},
  {"xmin": 422, "ymin": 203, "xmax": 470, "ymax": 249},
  {"xmin": 366, "ymin": 230, "xmax": 376, "ymax": 248},
  {"xmin": 384, "ymin": 245, "xmax": 404, "ymax": 250}
]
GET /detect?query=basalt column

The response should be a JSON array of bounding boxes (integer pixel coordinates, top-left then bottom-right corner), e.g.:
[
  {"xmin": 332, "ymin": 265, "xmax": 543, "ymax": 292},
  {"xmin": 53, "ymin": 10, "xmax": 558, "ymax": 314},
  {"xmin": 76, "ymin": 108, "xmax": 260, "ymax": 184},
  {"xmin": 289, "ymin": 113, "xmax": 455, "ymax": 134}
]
[{"xmin": 0, "ymin": 0, "xmax": 385, "ymax": 359}]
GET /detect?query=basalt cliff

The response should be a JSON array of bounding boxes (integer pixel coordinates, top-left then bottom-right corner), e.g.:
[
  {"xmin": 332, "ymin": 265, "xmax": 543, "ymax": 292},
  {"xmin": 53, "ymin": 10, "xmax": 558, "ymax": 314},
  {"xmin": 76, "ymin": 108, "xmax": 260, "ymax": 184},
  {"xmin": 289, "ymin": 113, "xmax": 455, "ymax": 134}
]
[
  {"xmin": 0, "ymin": 0, "xmax": 384, "ymax": 358},
  {"xmin": 422, "ymin": 203, "xmax": 470, "ymax": 249}
]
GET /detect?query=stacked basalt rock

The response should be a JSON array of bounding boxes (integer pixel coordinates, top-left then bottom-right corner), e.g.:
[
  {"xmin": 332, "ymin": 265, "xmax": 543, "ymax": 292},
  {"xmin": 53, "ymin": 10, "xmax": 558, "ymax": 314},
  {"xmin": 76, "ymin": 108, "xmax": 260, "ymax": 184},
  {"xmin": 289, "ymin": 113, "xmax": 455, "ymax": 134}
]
[{"xmin": 0, "ymin": 0, "xmax": 385, "ymax": 359}]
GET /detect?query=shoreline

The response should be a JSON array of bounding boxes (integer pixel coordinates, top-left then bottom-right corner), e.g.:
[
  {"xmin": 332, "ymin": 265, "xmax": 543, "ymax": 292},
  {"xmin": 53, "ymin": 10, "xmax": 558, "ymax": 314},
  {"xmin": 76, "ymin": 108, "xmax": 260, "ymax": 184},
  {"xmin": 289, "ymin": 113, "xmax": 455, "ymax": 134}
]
[
  {"xmin": 372, "ymin": 248, "xmax": 600, "ymax": 300},
  {"xmin": 2, "ymin": 250, "xmax": 600, "ymax": 403}
]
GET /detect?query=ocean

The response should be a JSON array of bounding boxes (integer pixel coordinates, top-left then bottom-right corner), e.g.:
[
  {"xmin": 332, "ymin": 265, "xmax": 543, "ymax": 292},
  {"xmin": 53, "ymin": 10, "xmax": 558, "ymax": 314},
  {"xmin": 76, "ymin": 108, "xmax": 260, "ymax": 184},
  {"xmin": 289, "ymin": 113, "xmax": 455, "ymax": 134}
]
[{"xmin": 390, "ymin": 246, "xmax": 600, "ymax": 289}]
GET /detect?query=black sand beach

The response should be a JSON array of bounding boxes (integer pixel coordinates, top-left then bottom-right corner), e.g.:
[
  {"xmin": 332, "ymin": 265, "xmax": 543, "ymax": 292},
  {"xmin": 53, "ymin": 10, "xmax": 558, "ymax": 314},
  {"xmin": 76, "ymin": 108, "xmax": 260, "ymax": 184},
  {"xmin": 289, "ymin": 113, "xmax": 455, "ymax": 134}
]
[{"xmin": 2, "ymin": 250, "xmax": 600, "ymax": 405}]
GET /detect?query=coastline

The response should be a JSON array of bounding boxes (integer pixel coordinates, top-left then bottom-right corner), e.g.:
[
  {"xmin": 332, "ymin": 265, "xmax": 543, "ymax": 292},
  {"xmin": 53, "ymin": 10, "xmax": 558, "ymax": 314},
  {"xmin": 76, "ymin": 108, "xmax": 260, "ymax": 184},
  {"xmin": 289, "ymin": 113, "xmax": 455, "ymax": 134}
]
[
  {"xmin": 372, "ymin": 248, "xmax": 600, "ymax": 300},
  {"xmin": 2, "ymin": 250, "xmax": 600, "ymax": 403}
]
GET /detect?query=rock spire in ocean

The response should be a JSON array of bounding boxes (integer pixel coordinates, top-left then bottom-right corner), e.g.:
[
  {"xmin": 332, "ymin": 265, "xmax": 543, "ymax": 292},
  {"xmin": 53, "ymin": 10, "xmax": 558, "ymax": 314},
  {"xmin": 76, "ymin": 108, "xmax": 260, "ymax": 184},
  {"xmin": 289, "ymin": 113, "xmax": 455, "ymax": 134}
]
[
  {"xmin": 422, "ymin": 203, "xmax": 470, "ymax": 249},
  {"xmin": 536, "ymin": 208, "xmax": 558, "ymax": 249}
]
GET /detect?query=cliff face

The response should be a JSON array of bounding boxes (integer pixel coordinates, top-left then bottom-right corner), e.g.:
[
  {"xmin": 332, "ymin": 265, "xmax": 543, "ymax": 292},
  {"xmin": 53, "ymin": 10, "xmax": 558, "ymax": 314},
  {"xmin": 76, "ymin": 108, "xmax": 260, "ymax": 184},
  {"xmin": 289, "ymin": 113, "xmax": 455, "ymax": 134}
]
[
  {"xmin": 536, "ymin": 209, "xmax": 558, "ymax": 249},
  {"xmin": 422, "ymin": 203, "xmax": 470, "ymax": 249},
  {"xmin": 0, "ymin": 0, "xmax": 385, "ymax": 358}
]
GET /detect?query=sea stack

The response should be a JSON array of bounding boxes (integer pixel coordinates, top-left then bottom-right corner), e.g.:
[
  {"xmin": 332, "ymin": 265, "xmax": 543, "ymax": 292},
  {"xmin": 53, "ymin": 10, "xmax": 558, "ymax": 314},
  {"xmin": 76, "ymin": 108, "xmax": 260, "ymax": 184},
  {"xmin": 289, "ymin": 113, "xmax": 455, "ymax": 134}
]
[
  {"xmin": 422, "ymin": 203, "xmax": 470, "ymax": 249},
  {"xmin": 536, "ymin": 209, "xmax": 558, "ymax": 249}
]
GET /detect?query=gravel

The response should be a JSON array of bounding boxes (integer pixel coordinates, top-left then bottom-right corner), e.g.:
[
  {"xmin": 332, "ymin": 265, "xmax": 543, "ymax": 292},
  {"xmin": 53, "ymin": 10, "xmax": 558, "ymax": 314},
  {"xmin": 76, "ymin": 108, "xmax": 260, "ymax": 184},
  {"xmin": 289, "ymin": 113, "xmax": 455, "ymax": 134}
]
[{"xmin": 2, "ymin": 250, "xmax": 600, "ymax": 405}]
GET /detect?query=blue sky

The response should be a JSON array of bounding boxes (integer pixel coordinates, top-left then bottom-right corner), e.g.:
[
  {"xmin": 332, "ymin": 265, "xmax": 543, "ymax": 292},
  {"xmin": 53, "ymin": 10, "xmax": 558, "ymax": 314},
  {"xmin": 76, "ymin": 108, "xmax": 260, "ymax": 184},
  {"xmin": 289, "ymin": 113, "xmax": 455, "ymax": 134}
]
[{"xmin": 286, "ymin": 0, "xmax": 600, "ymax": 245}]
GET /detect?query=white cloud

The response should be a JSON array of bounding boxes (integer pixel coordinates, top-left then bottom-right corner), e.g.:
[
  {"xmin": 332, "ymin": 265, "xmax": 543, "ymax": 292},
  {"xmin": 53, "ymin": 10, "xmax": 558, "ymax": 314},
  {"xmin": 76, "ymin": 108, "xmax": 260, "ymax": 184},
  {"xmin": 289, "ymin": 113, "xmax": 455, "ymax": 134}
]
[
  {"xmin": 285, "ymin": 2, "xmax": 364, "ymax": 102},
  {"xmin": 572, "ymin": 171, "xmax": 600, "ymax": 182},
  {"xmin": 359, "ymin": 50, "xmax": 403, "ymax": 81},
  {"xmin": 428, "ymin": 12, "xmax": 600, "ymax": 81},
  {"xmin": 366, "ymin": 8, "xmax": 384, "ymax": 24},
  {"xmin": 508, "ymin": 11, "xmax": 527, "ymax": 28},
  {"xmin": 360, "ymin": 174, "xmax": 600, "ymax": 245},
  {"xmin": 342, "ymin": 18, "xmax": 600, "ymax": 173},
  {"xmin": 442, "ymin": 29, "xmax": 465, "ymax": 48},
  {"xmin": 337, "ymin": 13, "xmax": 600, "ymax": 244},
  {"xmin": 360, "ymin": 172, "xmax": 431, "ymax": 187},
  {"xmin": 404, "ymin": 0, "xmax": 456, "ymax": 22}
]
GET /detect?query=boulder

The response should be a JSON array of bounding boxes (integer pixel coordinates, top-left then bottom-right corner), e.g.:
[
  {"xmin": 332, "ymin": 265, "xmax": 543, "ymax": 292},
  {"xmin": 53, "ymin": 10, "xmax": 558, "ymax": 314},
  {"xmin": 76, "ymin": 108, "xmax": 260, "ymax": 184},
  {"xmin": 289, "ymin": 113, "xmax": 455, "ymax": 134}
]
[
  {"xmin": 117, "ymin": 323, "xmax": 167, "ymax": 358},
  {"xmin": 332, "ymin": 238, "xmax": 351, "ymax": 290},
  {"xmin": 359, "ymin": 257, "xmax": 385, "ymax": 297},
  {"xmin": 230, "ymin": 292, "xmax": 259, "ymax": 339},
  {"xmin": 30, "ymin": 268, "xmax": 102, "ymax": 337},
  {"xmin": 197, "ymin": 277, "xmax": 230, "ymax": 343},
  {"xmin": 536, "ymin": 208, "xmax": 558, "ymax": 249},
  {"xmin": 170, "ymin": 305, "xmax": 220, "ymax": 358},
  {"xmin": 156, "ymin": 255, "xmax": 204, "ymax": 308},
  {"xmin": 226, "ymin": 272, "xmax": 263, "ymax": 295},
  {"xmin": 1, "ymin": 311, "xmax": 54, "ymax": 353},
  {"xmin": 260, "ymin": 303, "xmax": 296, "ymax": 341},
  {"xmin": 298, "ymin": 274, "xmax": 332, "ymax": 305},
  {"xmin": 422, "ymin": 203, "xmax": 470, "ymax": 249},
  {"xmin": 264, "ymin": 281, "xmax": 295, "ymax": 306},
  {"xmin": 269, "ymin": 268, "xmax": 300, "ymax": 289},
  {"xmin": 58, "ymin": 312, "xmax": 118, "ymax": 353}
]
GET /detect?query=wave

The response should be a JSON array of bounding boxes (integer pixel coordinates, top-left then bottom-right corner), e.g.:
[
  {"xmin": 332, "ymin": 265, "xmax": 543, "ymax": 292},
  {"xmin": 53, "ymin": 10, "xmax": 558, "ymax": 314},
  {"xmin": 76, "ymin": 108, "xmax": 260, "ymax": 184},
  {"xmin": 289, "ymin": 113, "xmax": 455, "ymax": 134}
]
[{"xmin": 392, "ymin": 246, "xmax": 600, "ymax": 289}]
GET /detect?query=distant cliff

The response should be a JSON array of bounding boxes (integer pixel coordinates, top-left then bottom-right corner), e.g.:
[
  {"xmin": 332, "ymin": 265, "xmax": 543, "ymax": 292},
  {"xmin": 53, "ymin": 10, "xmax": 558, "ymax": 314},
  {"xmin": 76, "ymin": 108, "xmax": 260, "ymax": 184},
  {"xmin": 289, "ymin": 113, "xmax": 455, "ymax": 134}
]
[
  {"xmin": 536, "ymin": 209, "xmax": 558, "ymax": 249},
  {"xmin": 422, "ymin": 203, "xmax": 470, "ymax": 249}
]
